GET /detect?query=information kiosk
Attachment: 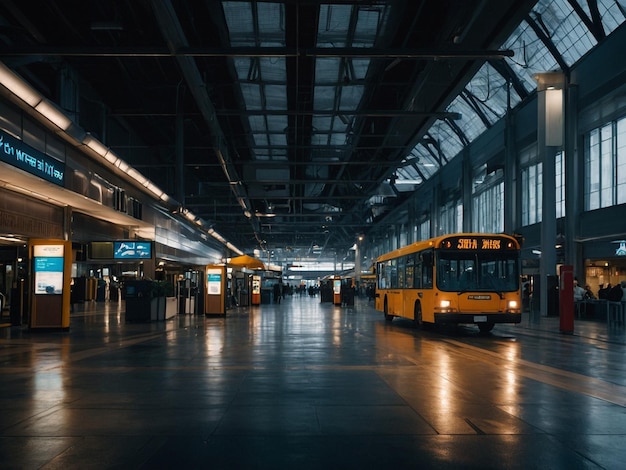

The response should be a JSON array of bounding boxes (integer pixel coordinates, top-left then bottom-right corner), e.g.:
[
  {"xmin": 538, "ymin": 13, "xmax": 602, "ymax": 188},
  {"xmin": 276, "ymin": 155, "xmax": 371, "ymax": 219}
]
[
  {"xmin": 251, "ymin": 275, "xmax": 261, "ymax": 305},
  {"xmin": 29, "ymin": 239, "xmax": 72, "ymax": 329},
  {"xmin": 205, "ymin": 264, "xmax": 226, "ymax": 315},
  {"xmin": 333, "ymin": 277, "xmax": 342, "ymax": 305}
]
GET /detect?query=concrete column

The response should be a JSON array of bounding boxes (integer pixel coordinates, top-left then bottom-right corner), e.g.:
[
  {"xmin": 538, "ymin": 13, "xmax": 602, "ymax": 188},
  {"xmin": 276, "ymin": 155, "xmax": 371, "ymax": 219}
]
[{"xmin": 536, "ymin": 72, "xmax": 565, "ymax": 317}]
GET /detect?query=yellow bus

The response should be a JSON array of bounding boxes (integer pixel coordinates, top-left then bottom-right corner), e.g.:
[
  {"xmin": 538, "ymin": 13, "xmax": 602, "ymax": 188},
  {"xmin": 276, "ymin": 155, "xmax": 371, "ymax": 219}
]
[{"xmin": 375, "ymin": 233, "xmax": 522, "ymax": 333}]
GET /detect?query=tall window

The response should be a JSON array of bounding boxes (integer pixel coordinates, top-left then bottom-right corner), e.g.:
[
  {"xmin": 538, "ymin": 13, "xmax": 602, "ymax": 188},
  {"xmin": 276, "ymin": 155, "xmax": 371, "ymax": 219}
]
[
  {"xmin": 619, "ymin": 118, "xmax": 626, "ymax": 204},
  {"xmin": 521, "ymin": 145, "xmax": 542, "ymax": 226},
  {"xmin": 555, "ymin": 151, "xmax": 565, "ymax": 218},
  {"xmin": 586, "ymin": 117, "xmax": 626, "ymax": 209},
  {"xmin": 472, "ymin": 181, "xmax": 504, "ymax": 233},
  {"xmin": 418, "ymin": 220, "xmax": 430, "ymax": 241},
  {"xmin": 439, "ymin": 199, "xmax": 462, "ymax": 235}
]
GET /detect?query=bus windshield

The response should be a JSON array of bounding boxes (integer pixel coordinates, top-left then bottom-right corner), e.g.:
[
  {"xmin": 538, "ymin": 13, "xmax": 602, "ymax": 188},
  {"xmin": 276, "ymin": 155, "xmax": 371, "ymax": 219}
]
[{"xmin": 436, "ymin": 251, "xmax": 519, "ymax": 293}]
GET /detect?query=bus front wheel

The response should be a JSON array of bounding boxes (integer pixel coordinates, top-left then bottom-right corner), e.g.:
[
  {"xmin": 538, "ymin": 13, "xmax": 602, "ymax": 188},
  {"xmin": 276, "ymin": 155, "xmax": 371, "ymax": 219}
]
[
  {"xmin": 413, "ymin": 303, "xmax": 423, "ymax": 329},
  {"xmin": 478, "ymin": 322, "xmax": 494, "ymax": 333},
  {"xmin": 384, "ymin": 299, "xmax": 393, "ymax": 322}
]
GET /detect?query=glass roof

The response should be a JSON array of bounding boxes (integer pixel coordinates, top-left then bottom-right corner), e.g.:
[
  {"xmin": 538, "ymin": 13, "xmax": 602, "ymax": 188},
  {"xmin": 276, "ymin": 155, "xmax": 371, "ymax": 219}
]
[
  {"xmin": 222, "ymin": 0, "xmax": 626, "ymax": 188},
  {"xmin": 403, "ymin": 0, "xmax": 626, "ymax": 185},
  {"xmin": 223, "ymin": 2, "xmax": 389, "ymax": 163}
]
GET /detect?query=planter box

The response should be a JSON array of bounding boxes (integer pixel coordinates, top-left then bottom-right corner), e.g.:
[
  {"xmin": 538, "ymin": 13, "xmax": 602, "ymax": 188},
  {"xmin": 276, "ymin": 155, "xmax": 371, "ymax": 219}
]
[{"xmin": 165, "ymin": 297, "xmax": 177, "ymax": 319}]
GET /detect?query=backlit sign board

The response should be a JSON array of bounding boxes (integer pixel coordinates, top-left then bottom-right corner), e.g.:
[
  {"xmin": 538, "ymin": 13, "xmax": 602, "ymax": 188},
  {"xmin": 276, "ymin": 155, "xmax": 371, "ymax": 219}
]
[
  {"xmin": 0, "ymin": 130, "xmax": 65, "ymax": 185},
  {"xmin": 113, "ymin": 241, "xmax": 152, "ymax": 259}
]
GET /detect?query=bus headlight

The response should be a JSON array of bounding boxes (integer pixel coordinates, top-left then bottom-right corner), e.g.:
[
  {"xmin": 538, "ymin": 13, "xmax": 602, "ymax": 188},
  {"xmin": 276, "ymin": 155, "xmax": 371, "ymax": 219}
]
[
  {"xmin": 440, "ymin": 300, "xmax": 451, "ymax": 308},
  {"xmin": 507, "ymin": 300, "xmax": 520, "ymax": 312}
]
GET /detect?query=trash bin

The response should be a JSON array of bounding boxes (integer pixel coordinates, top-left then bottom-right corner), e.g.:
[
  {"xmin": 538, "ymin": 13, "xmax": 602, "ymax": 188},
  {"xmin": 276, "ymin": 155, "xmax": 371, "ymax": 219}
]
[
  {"xmin": 125, "ymin": 280, "xmax": 152, "ymax": 322},
  {"xmin": 260, "ymin": 288, "xmax": 272, "ymax": 304}
]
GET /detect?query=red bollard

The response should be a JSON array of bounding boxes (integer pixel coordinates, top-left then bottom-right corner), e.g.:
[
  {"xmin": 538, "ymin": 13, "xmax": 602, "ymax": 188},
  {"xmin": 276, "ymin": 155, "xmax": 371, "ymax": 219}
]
[{"xmin": 559, "ymin": 265, "xmax": 574, "ymax": 334}]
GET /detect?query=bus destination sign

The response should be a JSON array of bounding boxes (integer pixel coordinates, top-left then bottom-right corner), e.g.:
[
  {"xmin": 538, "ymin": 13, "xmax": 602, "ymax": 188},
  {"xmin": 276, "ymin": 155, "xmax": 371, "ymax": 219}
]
[{"xmin": 446, "ymin": 237, "xmax": 505, "ymax": 250}]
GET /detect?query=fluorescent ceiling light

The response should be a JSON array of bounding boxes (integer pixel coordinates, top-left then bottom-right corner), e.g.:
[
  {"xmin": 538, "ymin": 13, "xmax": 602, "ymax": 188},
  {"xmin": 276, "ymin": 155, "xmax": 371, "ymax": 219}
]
[
  {"xmin": 0, "ymin": 62, "xmax": 41, "ymax": 106},
  {"xmin": 34, "ymin": 100, "xmax": 72, "ymax": 130}
]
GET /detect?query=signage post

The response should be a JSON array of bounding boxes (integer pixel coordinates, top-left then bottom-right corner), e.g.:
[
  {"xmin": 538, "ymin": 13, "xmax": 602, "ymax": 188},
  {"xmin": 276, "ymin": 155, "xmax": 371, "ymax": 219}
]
[{"xmin": 29, "ymin": 239, "xmax": 72, "ymax": 329}]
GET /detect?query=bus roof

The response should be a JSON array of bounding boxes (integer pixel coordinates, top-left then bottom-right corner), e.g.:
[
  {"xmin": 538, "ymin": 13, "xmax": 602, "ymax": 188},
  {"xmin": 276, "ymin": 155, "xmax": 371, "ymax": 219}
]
[{"xmin": 375, "ymin": 233, "xmax": 521, "ymax": 263}]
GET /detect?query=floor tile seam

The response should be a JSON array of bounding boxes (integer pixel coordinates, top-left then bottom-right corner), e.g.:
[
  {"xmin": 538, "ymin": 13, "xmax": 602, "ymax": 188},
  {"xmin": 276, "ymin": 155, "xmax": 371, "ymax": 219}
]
[
  {"xmin": 29, "ymin": 332, "xmax": 173, "ymax": 371},
  {"xmin": 443, "ymin": 336, "xmax": 626, "ymax": 386},
  {"xmin": 441, "ymin": 339, "xmax": 626, "ymax": 407},
  {"xmin": 502, "ymin": 322, "xmax": 626, "ymax": 346}
]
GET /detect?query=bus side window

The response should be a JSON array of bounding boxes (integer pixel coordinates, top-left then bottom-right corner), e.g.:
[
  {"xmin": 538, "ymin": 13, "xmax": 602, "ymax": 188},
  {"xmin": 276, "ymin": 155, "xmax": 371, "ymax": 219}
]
[
  {"xmin": 405, "ymin": 254, "xmax": 414, "ymax": 288},
  {"xmin": 398, "ymin": 256, "xmax": 406, "ymax": 288},
  {"xmin": 389, "ymin": 259, "xmax": 397, "ymax": 288},
  {"xmin": 414, "ymin": 258, "xmax": 422, "ymax": 288},
  {"xmin": 421, "ymin": 250, "xmax": 433, "ymax": 288}
]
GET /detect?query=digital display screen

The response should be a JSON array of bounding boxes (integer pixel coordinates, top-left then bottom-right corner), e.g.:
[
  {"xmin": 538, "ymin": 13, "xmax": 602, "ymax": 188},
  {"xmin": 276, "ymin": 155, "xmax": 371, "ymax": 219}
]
[
  {"xmin": 442, "ymin": 237, "xmax": 514, "ymax": 251},
  {"xmin": 113, "ymin": 241, "xmax": 152, "ymax": 259},
  {"xmin": 33, "ymin": 244, "xmax": 64, "ymax": 294},
  {"xmin": 207, "ymin": 271, "xmax": 222, "ymax": 295}
]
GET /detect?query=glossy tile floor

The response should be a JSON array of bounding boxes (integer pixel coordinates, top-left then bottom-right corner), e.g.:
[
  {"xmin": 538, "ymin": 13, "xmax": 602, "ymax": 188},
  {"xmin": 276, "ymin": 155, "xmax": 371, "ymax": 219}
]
[{"xmin": 1, "ymin": 295, "xmax": 626, "ymax": 469}]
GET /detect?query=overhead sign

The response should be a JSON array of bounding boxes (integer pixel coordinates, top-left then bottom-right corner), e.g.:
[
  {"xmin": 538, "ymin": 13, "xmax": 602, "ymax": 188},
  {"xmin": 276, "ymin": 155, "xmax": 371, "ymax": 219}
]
[
  {"xmin": 113, "ymin": 241, "xmax": 152, "ymax": 259},
  {"xmin": 613, "ymin": 240, "xmax": 626, "ymax": 256},
  {"xmin": 0, "ymin": 130, "xmax": 65, "ymax": 185}
]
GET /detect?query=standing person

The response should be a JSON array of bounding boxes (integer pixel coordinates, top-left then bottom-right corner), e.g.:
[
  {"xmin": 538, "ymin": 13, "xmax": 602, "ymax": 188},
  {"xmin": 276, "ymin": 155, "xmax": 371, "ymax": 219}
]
[
  {"xmin": 583, "ymin": 285, "xmax": 596, "ymax": 300},
  {"xmin": 573, "ymin": 280, "xmax": 585, "ymax": 302},
  {"xmin": 273, "ymin": 282, "xmax": 282, "ymax": 304}
]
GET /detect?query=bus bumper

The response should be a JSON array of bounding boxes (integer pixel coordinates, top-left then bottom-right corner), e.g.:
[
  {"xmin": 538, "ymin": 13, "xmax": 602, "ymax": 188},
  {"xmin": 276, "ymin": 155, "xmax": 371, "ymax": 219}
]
[{"xmin": 434, "ymin": 313, "xmax": 522, "ymax": 325}]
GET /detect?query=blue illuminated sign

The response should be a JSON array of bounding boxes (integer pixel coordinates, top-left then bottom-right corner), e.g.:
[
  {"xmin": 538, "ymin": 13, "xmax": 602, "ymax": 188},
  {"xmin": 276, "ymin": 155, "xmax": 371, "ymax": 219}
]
[
  {"xmin": 0, "ymin": 130, "xmax": 65, "ymax": 185},
  {"xmin": 113, "ymin": 241, "xmax": 152, "ymax": 259}
]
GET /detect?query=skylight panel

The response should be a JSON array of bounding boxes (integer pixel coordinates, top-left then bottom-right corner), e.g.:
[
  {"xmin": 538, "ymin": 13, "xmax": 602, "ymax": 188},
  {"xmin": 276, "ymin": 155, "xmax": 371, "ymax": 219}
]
[
  {"xmin": 448, "ymin": 96, "xmax": 487, "ymax": 142},
  {"xmin": 318, "ymin": 4, "xmax": 352, "ymax": 47},
  {"xmin": 256, "ymin": 2, "xmax": 284, "ymax": 38},
  {"xmin": 598, "ymin": 0, "xmax": 626, "ymax": 33},
  {"xmin": 312, "ymin": 116, "xmax": 332, "ymax": 146},
  {"xmin": 264, "ymin": 84, "xmax": 287, "ymax": 110},
  {"xmin": 351, "ymin": 59, "xmax": 370, "ymax": 80},
  {"xmin": 267, "ymin": 115, "xmax": 287, "ymax": 133},
  {"xmin": 259, "ymin": 57, "xmax": 286, "ymax": 83},
  {"xmin": 314, "ymin": 86, "xmax": 337, "ymax": 111},
  {"xmin": 466, "ymin": 63, "xmax": 521, "ymax": 121},
  {"xmin": 395, "ymin": 165, "xmax": 422, "ymax": 184},
  {"xmin": 251, "ymin": 130, "xmax": 268, "ymax": 147},
  {"xmin": 222, "ymin": 2, "xmax": 254, "ymax": 39},
  {"xmin": 240, "ymin": 83, "xmax": 262, "ymax": 109},
  {"xmin": 431, "ymin": 123, "xmax": 464, "ymax": 163},
  {"xmin": 338, "ymin": 85, "xmax": 364, "ymax": 111},
  {"xmin": 405, "ymin": 147, "xmax": 439, "ymax": 181},
  {"xmin": 502, "ymin": 18, "xmax": 558, "ymax": 92},
  {"xmin": 353, "ymin": 7, "xmax": 383, "ymax": 47},
  {"xmin": 315, "ymin": 57, "xmax": 341, "ymax": 85},
  {"xmin": 533, "ymin": 0, "xmax": 597, "ymax": 66}
]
